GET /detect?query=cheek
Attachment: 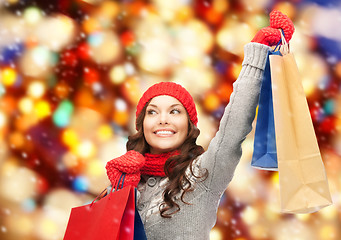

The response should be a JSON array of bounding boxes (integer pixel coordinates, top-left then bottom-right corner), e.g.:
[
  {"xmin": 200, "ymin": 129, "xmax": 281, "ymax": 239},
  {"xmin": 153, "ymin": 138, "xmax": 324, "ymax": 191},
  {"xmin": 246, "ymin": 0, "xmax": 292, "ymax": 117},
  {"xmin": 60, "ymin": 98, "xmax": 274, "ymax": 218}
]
[
  {"xmin": 177, "ymin": 118, "xmax": 189, "ymax": 136},
  {"xmin": 143, "ymin": 116, "xmax": 151, "ymax": 131},
  {"xmin": 143, "ymin": 117, "xmax": 154, "ymax": 141}
]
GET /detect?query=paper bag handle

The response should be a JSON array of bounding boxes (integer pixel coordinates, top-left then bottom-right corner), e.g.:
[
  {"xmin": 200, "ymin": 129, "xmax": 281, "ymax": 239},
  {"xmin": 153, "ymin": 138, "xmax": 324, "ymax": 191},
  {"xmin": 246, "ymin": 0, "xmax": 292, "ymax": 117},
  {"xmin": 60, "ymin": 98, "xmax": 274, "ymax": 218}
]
[
  {"xmin": 273, "ymin": 29, "xmax": 289, "ymax": 55},
  {"xmin": 279, "ymin": 29, "xmax": 289, "ymax": 55}
]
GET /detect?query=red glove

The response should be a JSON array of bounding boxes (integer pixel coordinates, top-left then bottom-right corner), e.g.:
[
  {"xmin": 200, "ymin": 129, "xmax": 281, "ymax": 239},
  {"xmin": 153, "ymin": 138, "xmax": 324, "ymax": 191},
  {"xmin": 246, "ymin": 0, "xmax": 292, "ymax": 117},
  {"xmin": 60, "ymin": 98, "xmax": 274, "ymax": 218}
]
[
  {"xmin": 252, "ymin": 10, "xmax": 295, "ymax": 46},
  {"xmin": 106, "ymin": 150, "xmax": 145, "ymax": 188},
  {"xmin": 270, "ymin": 10, "xmax": 295, "ymax": 43}
]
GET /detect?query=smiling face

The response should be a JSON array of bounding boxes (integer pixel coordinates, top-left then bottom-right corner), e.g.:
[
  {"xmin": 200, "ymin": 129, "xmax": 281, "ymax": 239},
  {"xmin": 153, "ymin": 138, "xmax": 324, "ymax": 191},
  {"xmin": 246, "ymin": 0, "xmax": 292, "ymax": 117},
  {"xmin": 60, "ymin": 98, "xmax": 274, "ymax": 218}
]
[{"xmin": 143, "ymin": 95, "xmax": 189, "ymax": 154}]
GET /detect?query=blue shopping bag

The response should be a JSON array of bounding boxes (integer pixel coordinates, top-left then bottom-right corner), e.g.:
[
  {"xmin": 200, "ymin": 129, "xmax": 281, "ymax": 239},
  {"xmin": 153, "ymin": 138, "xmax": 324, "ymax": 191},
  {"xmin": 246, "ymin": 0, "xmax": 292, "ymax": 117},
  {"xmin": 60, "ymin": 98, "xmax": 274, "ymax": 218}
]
[
  {"xmin": 251, "ymin": 49, "xmax": 281, "ymax": 171},
  {"xmin": 134, "ymin": 188, "xmax": 147, "ymax": 240}
]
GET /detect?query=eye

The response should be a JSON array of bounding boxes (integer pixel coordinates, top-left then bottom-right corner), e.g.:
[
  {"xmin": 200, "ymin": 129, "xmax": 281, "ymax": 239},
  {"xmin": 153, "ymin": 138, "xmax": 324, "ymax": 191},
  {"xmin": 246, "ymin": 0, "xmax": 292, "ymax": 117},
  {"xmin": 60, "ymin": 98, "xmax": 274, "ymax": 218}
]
[
  {"xmin": 147, "ymin": 109, "xmax": 157, "ymax": 115},
  {"xmin": 170, "ymin": 109, "xmax": 181, "ymax": 114}
]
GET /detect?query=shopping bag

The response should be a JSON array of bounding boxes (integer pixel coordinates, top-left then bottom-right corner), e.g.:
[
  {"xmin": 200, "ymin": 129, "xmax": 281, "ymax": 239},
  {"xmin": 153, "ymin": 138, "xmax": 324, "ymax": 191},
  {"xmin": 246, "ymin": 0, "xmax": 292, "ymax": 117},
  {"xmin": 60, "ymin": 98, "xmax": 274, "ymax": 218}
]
[
  {"xmin": 270, "ymin": 31, "xmax": 333, "ymax": 213},
  {"xmin": 251, "ymin": 50, "xmax": 281, "ymax": 171},
  {"xmin": 134, "ymin": 188, "xmax": 148, "ymax": 240},
  {"xmin": 106, "ymin": 180, "xmax": 147, "ymax": 239},
  {"xmin": 63, "ymin": 174, "xmax": 135, "ymax": 240}
]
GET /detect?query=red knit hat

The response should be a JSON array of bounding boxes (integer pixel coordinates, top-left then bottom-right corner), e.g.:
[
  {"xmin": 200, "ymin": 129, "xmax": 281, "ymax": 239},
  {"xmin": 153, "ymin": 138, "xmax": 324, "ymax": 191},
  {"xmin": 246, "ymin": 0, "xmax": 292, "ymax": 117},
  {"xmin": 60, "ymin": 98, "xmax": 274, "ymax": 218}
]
[{"xmin": 136, "ymin": 82, "xmax": 198, "ymax": 127}]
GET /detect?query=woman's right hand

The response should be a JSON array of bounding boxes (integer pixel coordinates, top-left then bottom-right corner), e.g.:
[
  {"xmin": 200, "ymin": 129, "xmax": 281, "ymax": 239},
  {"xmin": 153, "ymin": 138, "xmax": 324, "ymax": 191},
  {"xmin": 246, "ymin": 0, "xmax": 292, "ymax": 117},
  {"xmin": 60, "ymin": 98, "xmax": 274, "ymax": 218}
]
[{"xmin": 106, "ymin": 150, "xmax": 145, "ymax": 188}]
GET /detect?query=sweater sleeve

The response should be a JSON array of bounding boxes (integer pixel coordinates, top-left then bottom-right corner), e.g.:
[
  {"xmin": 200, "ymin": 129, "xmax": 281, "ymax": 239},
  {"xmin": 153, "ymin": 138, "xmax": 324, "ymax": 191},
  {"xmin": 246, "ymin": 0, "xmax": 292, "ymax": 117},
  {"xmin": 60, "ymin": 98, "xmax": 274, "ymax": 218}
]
[{"xmin": 198, "ymin": 42, "xmax": 270, "ymax": 196}]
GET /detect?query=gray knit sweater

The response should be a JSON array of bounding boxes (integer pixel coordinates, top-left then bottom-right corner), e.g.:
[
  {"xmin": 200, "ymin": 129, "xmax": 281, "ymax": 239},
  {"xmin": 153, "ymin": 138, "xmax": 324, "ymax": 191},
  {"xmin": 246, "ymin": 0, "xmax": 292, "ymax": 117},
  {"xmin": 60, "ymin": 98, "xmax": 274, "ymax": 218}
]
[{"xmin": 136, "ymin": 43, "xmax": 271, "ymax": 240}]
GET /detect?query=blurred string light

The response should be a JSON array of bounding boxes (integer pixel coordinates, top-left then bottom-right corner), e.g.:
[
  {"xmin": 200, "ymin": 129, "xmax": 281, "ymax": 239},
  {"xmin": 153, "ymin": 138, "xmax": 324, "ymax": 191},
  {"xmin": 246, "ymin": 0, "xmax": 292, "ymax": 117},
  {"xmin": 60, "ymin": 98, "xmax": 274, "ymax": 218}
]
[
  {"xmin": 23, "ymin": 7, "xmax": 43, "ymax": 25},
  {"xmin": 0, "ymin": 43, "xmax": 25, "ymax": 65},
  {"xmin": 72, "ymin": 175, "xmax": 89, "ymax": 192},
  {"xmin": 172, "ymin": 66, "xmax": 216, "ymax": 97},
  {"xmin": 34, "ymin": 100, "xmax": 51, "ymax": 119},
  {"xmin": 33, "ymin": 15, "xmax": 76, "ymax": 52},
  {"xmin": 216, "ymin": 19, "xmax": 254, "ymax": 56},
  {"xmin": 0, "ymin": 111, "xmax": 6, "ymax": 128},
  {"xmin": 8, "ymin": 131, "xmax": 25, "ymax": 149},
  {"xmin": 54, "ymin": 81, "xmax": 72, "ymax": 99},
  {"xmin": 20, "ymin": 46, "xmax": 54, "ymax": 77},
  {"xmin": 1, "ymin": 67, "xmax": 18, "ymax": 86},
  {"xmin": 109, "ymin": 65, "xmax": 126, "ymax": 84},
  {"xmin": 62, "ymin": 151, "xmax": 79, "ymax": 170},
  {"xmin": 203, "ymin": 91, "xmax": 221, "ymax": 112},
  {"xmin": 53, "ymin": 100, "xmax": 74, "ymax": 128},
  {"xmin": 134, "ymin": 14, "xmax": 174, "ymax": 73},
  {"xmin": 6, "ymin": 0, "xmax": 20, "ymax": 4},
  {"xmin": 96, "ymin": 124, "xmax": 113, "ymax": 141},
  {"xmin": 270, "ymin": 218, "xmax": 316, "ymax": 240},
  {"xmin": 121, "ymin": 76, "xmax": 143, "ymax": 105},
  {"xmin": 6, "ymin": 213, "xmax": 34, "ymax": 237},
  {"xmin": 0, "ymin": 82, "xmax": 5, "ymax": 96},
  {"xmin": 75, "ymin": 140, "xmax": 96, "ymax": 158},
  {"xmin": 85, "ymin": 159, "xmax": 103, "ymax": 177},
  {"xmin": 87, "ymin": 31, "xmax": 122, "ymax": 64},
  {"xmin": 241, "ymin": 206, "xmax": 259, "ymax": 226},
  {"xmin": 62, "ymin": 128, "xmax": 80, "ymax": 149},
  {"xmin": 22, "ymin": 198, "xmax": 37, "ymax": 212},
  {"xmin": 210, "ymin": 228, "xmax": 223, "ymax": 240},
  {"xmin": 36, "ymin": 216, "xmax": 59, "ymax": 240},
  {"xmin": 295, "ymin": 52, "xmax": 329, "ymax": 97},
  {"xmin": 83, "ymin": 67, "xmax": 99, "ymax": 84},
  {"xmin": 113, "ymin": 98, "xmax": 129, "ymax": 126},
  {"xmin": 0, "ymin": 167, "xmax": 37, "ymax": 203},
  {"xmin": 151, "ymin": 0, "xmax": 190, "ymax": 22},
  {"xmin": 27, "ymin": 81, "xmax": 46, "ymax": 99},
  {"xmin": 319, "ymin": 223, "xmax": 338, "ymax": 240},
  {"xmin": 318, "ymin": 205, "xmax": 338, "ymax": 220}
]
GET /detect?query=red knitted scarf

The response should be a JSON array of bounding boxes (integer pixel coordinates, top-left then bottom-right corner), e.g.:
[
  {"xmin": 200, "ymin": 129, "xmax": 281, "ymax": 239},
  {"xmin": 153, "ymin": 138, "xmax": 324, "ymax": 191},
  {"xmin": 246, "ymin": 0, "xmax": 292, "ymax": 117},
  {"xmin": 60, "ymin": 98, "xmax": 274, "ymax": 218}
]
[{"xmin": 141, "ymin": 151, "xmax": 179, "ymax": 176}]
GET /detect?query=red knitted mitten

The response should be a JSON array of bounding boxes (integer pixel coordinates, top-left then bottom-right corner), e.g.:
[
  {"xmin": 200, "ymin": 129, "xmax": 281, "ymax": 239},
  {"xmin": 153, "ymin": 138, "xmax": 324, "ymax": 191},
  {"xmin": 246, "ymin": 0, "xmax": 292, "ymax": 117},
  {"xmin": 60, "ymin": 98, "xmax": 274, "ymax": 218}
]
[
  {"xmin": 251, "ymin": 10, "xmax": 295, "ymax": 46},
  {"xmin": 251, "ymin": 26, "xmax": 282, "ymax": 46},
  {"xmin": 106, "ymin": 150, "xmax": 145, "ymax": 188},
  {"xmin": 270, "ymin": 10, "xmax": 295, "ymax": 43}
]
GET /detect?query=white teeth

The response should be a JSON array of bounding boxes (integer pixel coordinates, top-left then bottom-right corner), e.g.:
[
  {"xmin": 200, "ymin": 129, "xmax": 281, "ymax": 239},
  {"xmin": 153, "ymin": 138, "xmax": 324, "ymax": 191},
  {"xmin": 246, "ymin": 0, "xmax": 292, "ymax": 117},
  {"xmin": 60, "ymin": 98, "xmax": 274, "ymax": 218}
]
[{"xmin": 156, "ymin": 131, "xmax": 174, "ymax": 135}]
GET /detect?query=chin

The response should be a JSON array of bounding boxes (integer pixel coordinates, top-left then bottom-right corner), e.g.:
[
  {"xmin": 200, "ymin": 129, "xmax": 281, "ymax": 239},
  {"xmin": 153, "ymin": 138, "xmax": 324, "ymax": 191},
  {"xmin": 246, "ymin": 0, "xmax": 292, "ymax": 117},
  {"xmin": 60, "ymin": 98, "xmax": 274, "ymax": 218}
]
[{"xmin": 151, "ymin": 146, "xmax": 178, "ymax": 154}]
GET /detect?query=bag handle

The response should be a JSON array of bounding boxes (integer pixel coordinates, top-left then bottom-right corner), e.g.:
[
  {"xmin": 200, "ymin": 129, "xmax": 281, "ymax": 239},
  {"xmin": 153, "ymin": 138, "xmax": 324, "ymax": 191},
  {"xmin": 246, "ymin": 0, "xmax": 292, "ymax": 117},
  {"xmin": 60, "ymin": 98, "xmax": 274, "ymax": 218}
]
[
  {"xmin": 116, "ymin": 173, "xmax": 126, "ymax": 190},
  {"xmin": 279, "ymin": 29, "xmax": 289, "ymax": 55},
  {"xmin": 108, "ymin": 173, "xmax": 126, "ymax": 200},
  {"xmin": 273, "ymin": 29, "xmax": 289, "ymax": 55},
  {"xmin": 90, "ymin": 187, "xmax": 109, "ymax": 207},
  {"xmin": 90, "ymin": 173, "xmax": 126, "ymax": 206}
]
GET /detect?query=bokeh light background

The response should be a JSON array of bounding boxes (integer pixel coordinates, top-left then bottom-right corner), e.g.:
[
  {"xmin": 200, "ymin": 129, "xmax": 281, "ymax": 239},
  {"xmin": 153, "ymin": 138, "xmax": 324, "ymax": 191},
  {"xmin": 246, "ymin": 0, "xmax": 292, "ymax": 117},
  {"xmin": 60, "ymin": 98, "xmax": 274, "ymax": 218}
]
[{"xmin": 0, "ymin": 0, "xmax": 341, "ymax": 239}]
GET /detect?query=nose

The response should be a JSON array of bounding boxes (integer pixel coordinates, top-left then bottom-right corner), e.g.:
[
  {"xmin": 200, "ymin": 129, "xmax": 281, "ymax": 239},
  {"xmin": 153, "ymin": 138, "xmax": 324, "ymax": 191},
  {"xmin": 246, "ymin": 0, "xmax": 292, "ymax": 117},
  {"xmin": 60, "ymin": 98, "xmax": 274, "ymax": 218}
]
[{"xmin": 159, "ymin": 112, "xmax": 169, "ymax": 125}]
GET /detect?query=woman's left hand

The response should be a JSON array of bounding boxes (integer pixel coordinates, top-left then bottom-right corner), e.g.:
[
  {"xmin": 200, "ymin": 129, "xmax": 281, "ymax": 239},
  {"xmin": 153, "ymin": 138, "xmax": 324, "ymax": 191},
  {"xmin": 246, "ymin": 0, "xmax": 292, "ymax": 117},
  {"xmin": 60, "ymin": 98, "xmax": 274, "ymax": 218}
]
[{"xmin": 251, "ymin": 10, "xmax": 295, "ymax": 46}]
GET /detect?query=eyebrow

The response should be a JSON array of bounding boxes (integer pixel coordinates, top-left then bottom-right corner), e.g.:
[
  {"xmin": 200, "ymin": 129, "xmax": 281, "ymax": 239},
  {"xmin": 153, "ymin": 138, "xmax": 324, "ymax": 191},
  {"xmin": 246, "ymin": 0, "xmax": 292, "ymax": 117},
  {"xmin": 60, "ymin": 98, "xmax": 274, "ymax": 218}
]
[{"xmin": 147, "ymin": 103, "xmax": 183, "ymax": 108}]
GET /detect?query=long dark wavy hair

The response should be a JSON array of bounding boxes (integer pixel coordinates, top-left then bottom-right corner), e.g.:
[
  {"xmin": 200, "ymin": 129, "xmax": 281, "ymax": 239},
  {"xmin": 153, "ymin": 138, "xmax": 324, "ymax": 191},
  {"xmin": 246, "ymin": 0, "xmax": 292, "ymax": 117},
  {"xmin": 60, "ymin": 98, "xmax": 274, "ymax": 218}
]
[{"xmin": 126, "ymin": 101, "xmax": 208, "ymax": 218}]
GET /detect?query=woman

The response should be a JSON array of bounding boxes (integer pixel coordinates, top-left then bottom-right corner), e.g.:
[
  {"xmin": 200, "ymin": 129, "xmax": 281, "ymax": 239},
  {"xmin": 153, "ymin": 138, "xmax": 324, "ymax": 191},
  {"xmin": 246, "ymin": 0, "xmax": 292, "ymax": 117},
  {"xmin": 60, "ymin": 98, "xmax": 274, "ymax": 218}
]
[{"xmin": 106, "ymin": 10, "xmax": 294, "ymax": 240}]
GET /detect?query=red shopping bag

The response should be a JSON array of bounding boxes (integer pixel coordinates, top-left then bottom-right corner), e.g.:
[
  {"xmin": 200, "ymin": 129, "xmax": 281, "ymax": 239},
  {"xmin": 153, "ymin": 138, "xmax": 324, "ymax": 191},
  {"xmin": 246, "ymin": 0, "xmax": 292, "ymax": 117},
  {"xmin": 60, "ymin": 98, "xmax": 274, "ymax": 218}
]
[{"xmin": 63, "ymin": 183, "xmax": 135, "ymax": 240}]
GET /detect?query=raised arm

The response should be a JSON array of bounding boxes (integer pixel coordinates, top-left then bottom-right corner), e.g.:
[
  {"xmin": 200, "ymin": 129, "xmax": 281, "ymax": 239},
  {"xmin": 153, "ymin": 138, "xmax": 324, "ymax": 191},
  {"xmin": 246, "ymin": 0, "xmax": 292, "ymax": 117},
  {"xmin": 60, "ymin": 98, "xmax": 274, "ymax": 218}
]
[
  {"xmin": 199, "ymin": 42, "xmax": 270, "ymax": 195},
  {"xmin": 198, "ymin": 10, "xmax": 295, "ymax": 196}
]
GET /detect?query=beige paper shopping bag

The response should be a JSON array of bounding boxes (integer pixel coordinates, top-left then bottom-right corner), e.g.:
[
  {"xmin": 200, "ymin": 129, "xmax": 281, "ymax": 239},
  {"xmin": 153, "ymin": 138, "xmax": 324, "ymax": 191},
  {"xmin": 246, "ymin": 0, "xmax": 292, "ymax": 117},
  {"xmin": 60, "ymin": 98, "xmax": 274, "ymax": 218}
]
[{"xmin": 270, "ymin": 36, "xmax": 332, "ymax": 214}]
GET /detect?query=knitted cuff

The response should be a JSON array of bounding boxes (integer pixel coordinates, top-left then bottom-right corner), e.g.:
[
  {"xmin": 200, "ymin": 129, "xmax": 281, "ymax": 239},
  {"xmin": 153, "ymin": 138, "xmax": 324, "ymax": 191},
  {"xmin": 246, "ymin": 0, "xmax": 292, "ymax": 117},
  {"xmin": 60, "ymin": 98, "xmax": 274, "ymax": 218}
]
[
  {"xmin": 238, "ymin": 43, "xmax": 270, "ymax": 79},
  {"xmin": 242, "ymin": 43, "xmax": 271, "ymax": 70}
]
